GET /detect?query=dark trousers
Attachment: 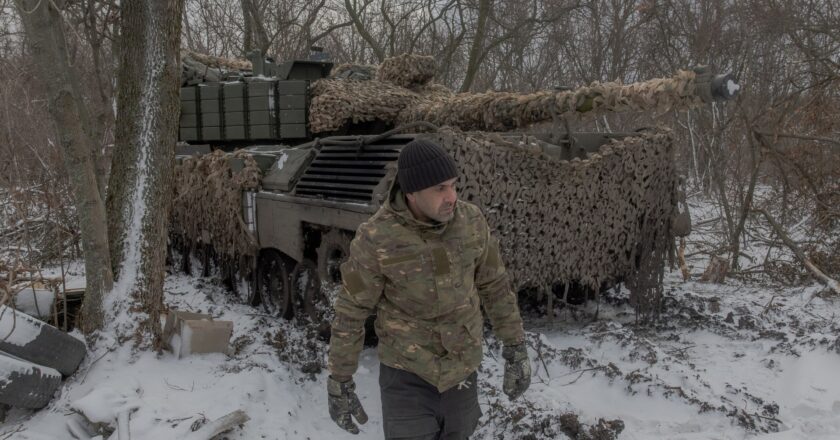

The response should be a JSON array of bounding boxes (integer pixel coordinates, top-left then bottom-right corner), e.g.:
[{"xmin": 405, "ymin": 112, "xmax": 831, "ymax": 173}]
[{"xmin": 379, "ymin": 364, "xmax": 481, "ymax": 440}]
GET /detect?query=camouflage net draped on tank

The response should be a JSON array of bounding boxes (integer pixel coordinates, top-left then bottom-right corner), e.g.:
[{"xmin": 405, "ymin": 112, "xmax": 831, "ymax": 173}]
[
  {"xmin": 422, "ymin": 127, "xmax": 678, "ymax": 317},
  {"xmin": 309, "ymin": 67, "xmax": 703, "ymax": 133},
  {"xmin": 170, "ymin": 150, "xmax": 262, "ymax": 263}
]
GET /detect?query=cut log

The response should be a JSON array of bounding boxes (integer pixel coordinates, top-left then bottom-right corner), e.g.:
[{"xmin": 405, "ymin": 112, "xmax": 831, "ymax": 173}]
[{"xmin": 184, "ymin": 409, "xmax": 250, "ymax": 440}]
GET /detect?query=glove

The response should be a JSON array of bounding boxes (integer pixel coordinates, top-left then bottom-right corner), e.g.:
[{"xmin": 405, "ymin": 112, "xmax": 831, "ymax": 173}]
[
  {"xmin": 327, "ymin": 375, "xmax": 368, "ymax": 434},
  {"xmin": 502, "ymin": 343, "xmax": 531, "ymax": 401}
]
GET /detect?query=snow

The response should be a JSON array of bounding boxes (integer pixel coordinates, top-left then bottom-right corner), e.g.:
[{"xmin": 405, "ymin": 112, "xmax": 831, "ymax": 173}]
[
  {"xmin": 71, "ymin": 385, "xmax": 142, "ymax": 425},
  {"xmin": 727, "ymin": 79, "xmax": 741, "ymax": 96},
  {"xmin": 275, "ymin": 152, "xmax": 289, "ymax": 170},
  {"xmin": 13, "ymin": 288, "xmax": 55, "ymax": 319},
  {"xmin": 0, "ymin": 353, "xmax": 61, "ymax": 385},
  {"xmin": 0, "ymin": 305, "xmax": 42, "ymax": 346},
  {"xmin": 2, "ymin": 196, "xmax": 838, "ymax": 439}
]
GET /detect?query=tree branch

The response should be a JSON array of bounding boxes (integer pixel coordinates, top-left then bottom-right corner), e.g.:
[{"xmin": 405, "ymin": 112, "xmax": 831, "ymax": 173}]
[{"xmin": 753, "ymin": 208, "xmax": 839, "ymax": 296}]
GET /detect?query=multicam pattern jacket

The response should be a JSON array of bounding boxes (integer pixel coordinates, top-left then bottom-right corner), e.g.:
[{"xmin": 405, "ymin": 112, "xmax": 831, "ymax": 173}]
[{"xmin": 328, "ymin": 185, "xmax": 525, "ymax": 392}]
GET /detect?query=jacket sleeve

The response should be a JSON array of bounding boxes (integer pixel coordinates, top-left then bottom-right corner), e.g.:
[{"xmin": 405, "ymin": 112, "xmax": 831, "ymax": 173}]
[
  {"xmin": 328, "ymin": 226, "xmax": 385, "ymax": 378},
  {"xmin": 474, "ymin": 213, "xmax": 525, "ymax": 346}
]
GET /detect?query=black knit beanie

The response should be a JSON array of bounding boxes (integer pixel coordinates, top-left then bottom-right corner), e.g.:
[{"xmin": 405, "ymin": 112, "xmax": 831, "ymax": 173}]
[{"xmin": 397, "ymin": 139, "xmax": 458, "ymax": 193}]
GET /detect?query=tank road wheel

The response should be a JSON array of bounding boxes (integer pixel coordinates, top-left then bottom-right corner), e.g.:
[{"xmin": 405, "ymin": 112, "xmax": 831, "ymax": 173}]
[
  {"xmin": 291, "ymin": 259, "xmax": 324, "ymax": 323},
  {"xmin": 317, "ymin": 230, "xmax": 353, "ymax": 292},
  {"xmin": 257, "ymin": 251, "xmax": 294, "ymax": 319}
]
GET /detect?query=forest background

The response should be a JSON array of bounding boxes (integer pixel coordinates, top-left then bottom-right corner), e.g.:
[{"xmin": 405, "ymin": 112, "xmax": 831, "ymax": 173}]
[{"xmin": 1, "ymin": 0, "xmax": 838, "ymax": 337}]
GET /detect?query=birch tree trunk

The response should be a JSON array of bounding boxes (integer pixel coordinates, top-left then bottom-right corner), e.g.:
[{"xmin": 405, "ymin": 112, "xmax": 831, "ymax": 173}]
[
  {"xmin": 15, "ymin": 0, "xmax": 114, "ymax": 334},
  {"xmin": 106, "ymin": 0, "xmax": 184, "ymax": 346}
]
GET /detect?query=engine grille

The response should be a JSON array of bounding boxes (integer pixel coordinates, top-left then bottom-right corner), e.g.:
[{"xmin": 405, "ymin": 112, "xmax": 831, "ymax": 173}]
[{"xmin": 294, "ymin": 137, "xmax": 411, "ymax": 202}]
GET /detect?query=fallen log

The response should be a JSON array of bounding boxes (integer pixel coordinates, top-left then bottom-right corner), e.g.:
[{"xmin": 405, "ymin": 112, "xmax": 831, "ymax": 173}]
[
  {"xmin": 754, "ymin": 209, "xmax": 840, "ymax": 296},
  {"xmin": 184, "ymin": 410, "xmax": 250, "ymax": 440}
]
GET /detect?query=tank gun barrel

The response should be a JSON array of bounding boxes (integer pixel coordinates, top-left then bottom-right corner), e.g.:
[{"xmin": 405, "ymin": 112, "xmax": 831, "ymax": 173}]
[{"xmin": 399, "ymin": 68, "xmax": 740, "ymax": 132}]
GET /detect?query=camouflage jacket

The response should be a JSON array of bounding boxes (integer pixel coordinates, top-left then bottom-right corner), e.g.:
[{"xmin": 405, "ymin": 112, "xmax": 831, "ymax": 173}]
[{"xmin": 328, "ymin": 184, "xmax": 525, "ymax": 392}]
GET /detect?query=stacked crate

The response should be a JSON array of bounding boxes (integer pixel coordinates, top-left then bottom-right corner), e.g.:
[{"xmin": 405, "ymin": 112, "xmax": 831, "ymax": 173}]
[
  {"xmin": 276, "ymin": 81, "xmax": 307, "ymax": 139},
  {"xmin": 179, "ymin": 79, "xmax": 309, "ymax": 142},
  {"xmin": 225, "ymin": 80, "xmax": 275, "ymax": 140}
]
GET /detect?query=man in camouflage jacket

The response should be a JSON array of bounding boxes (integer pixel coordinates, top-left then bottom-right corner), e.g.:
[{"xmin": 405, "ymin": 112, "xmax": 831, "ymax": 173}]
[{"xmin": 327, "ymin": 138, "xmax": 530, "ymax": 439}]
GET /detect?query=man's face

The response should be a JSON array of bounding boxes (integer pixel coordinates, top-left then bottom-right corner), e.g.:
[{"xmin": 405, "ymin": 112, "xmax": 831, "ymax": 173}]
[{"xmin": 406, "ymin": 177, "xmax": 458, "ymax": 223}]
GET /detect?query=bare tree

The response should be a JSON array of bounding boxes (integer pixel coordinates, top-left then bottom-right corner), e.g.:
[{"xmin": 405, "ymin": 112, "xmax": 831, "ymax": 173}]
[
  {"xmin": 14, "ymin": 0, "xmax": 114, "ymax": 333},
  {"xmin": 106, "ymin": 0, "xmax": 184, "ymax": 345}
]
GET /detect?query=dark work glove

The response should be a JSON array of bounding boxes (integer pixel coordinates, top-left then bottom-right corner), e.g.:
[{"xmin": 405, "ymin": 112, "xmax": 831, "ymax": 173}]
[
  {"xmin": 502, "ymin": 343, "xmax": 531, "ymax": 401},
  {"xmin": 328, "ymin": 375, "xmax": 368, "ymax": 434}
]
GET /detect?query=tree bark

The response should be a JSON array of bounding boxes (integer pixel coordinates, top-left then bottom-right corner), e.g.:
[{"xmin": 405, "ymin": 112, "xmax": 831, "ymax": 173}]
[
  {"xmin": 106, "ymin": 0, "xmax": 183, "ymax": 346},
  {"xmin": 460, "ymin": 0, "xmax": 491, "ymax": 92},
  {"xmin": 15, "ymin": 0, "xmax": 114, "ymax": 334}
]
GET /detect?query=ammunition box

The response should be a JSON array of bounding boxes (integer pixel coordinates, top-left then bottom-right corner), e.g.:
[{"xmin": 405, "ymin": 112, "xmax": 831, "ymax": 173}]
[
  {"xmin": 225, "ymin": 98, "xmax": 245, "ymax": 112},
  {"xmin": 276, "ymin": 81, "xmax": 308, "ymax": 95},
  {"xmin": 225, "ymin": 96, "xmax": 274, "ymax": 112},
  {"xmin": 179, "ymin": 128, "xmax": 199, "ymax": 141},
  {"xmin": 180, "ymin": 113, "xmax": 198, "ymax": 128},
  {"xmin": 250, "ymin": 124, "xmax": 276, "ymax": 139},
  {"xmin": 180, "ymin": 87, "xmax": 197, "ymax": 101},
  {"xmin": 201, "ymin": 113, "xmax": 221, "ymax": 126},
  {"xmin": 225, "ymin": 110, "xmax": 274, "ymax": 126},
  {"xmin": 224, "ymin": 112, "xmax": 245, "ymax": 126},
  {"xmin": 279, "ymin": 109, "xmax": 305, "ymax": 124},
  {"xmin": 280, "ymin": 124, "xmax": 307, "ymax": 138},
  {"xmin": 201, "ymin": 126, "xmax": 221, "ymax": 140},
  {"xmin": 198, "ymin": 84, "xmax": 220, "ymax": 99},
  {"xmin": 181, "ymin": 101, "xmax": 198, "ymax": 114},
  {"xmin": 225, "ymin": 126, "xmax": 246, "ymax": 139},
  {"xmin": 223, "ymin": 82, "xmax": 246, "ymax": 98},
  {"xmin": 249, "ymin": 110, "xmax": 274, "ymax": 125},
  {"xmin": 278, "ymin": 95, "xmax": 306, "ymax": 110},
  {"xmin": 200, "ymin": 100, "xmax": 220, "ymax": 113},
  {"xmin": 247, "ymin": 81, "xmax": 275, "ymax": 96}
]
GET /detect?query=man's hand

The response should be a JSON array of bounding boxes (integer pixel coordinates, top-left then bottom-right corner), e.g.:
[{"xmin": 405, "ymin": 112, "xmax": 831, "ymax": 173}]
[
  {"xmin": 327, "ymin": 375, "xmax": 368, "ymax": 434},
  {"xmin": 502, "ymin": 343, "xmax": 531, "ymax": 401}
]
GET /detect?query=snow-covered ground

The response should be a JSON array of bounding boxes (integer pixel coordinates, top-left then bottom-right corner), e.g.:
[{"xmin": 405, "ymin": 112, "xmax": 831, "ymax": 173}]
[{"xmin": 3, "ymin": 197, "xmax": 839, "ymax": 439}]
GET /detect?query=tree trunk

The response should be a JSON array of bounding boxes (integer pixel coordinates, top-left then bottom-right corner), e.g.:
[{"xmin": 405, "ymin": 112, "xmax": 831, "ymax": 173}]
[
  {"xmin": 460, "ymin": 0, "xmax": 491, "ymax": 92},
  {"xmin": 106, "ymin": 0, "xmax": 184, "ymax": 347},
  {"xmin": 15, "ymin": 0, "xmax": 114, "ymax": 334}
]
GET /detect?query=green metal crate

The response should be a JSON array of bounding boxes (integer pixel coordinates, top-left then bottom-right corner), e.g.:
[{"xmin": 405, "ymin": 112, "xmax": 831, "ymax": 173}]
[
  {"xmin": 279, "ymin": 109, "xmax": 306, "ymax": 124},
  {"xmin": 280, "ymin": 123, "xmax": 306, "ymax": 138}
]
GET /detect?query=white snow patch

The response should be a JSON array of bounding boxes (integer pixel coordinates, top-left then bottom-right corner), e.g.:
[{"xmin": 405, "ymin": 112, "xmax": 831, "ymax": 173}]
[
  {"xmin": 727, "ymin": 79, "xmax": 741, "ymax": 95},
  {"xmin": 13, "ymin": 288, "xmax": 55, "ymax": 319},
  {"xmin": 71, "ymin": 385, "xmax": 143, "ymax": 425},
  {"xmin": 0, "ymin": 305, "xmax": 42, "ymax": 346},
  {"xmin": 275, "ymin": 152, "xmax": 289, "ymax": 170},
  {"xmin": 0, "ymin": 354, "xmax": 61, "ymax": 388}
]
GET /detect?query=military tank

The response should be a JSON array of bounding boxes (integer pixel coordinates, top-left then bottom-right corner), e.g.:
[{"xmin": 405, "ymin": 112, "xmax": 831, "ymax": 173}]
[{"xmin": 170, "ymin": 50, "xmax": 739, "ymax": 327}]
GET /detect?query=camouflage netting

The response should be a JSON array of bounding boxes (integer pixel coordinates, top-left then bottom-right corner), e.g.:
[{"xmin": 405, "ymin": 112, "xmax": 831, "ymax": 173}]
[
  {"xmin": 375, "ymin": 54, "xmax": 437, "ymax": 89},
  {"xmin": 309, "ymin": 53, "xmax": 705, "ymax": 133},
  {"xmin": 309, "ymin": 79, "xmax": 422, "ymax": 133},
  {"xmin": 421, "ymin": 127, "xmax": 678, "ymax": 317},
  {"xmin": 331, "ymin": 63, "xmax": 379, "ymax": 80},
  {"xmin": 170, "ymin": 150, "xmax": 262, "ymax": 262}
]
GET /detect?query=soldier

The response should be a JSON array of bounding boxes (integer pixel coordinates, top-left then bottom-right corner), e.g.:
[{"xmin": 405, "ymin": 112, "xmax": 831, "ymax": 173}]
[{"xmin": 327, "ymin": 139, "xmax": 531, "ymax": 439}]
